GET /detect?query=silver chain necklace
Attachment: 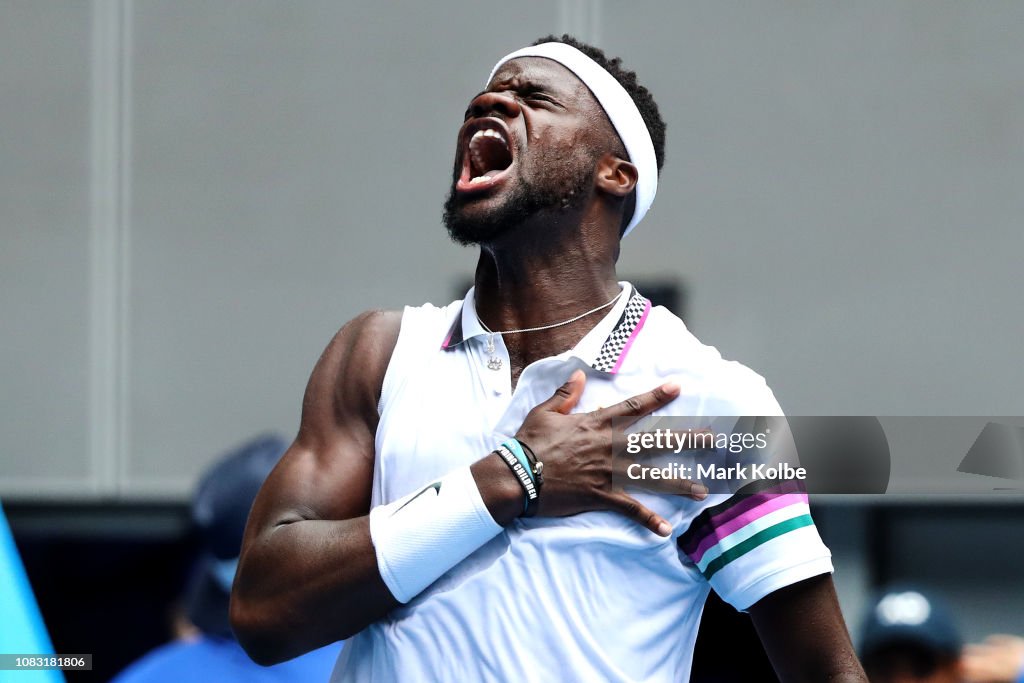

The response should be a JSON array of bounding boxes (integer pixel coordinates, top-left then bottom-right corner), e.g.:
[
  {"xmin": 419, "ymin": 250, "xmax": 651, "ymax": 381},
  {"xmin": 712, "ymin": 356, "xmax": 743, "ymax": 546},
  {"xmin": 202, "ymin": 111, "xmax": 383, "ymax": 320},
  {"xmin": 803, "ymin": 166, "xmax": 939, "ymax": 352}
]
[{"xmin": 476, "ymin": 289, "xmax": 624, "ymax": 371}]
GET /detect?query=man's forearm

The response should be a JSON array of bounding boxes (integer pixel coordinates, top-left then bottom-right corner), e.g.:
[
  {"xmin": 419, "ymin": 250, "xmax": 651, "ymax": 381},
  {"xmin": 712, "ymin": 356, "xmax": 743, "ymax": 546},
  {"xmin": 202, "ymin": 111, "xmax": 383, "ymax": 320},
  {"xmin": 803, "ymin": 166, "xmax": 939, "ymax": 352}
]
[
  {"xmin": 232, "ymin": 457, "xmax": 523, "ymax": 665},
  {"xmin": 751, "ymin": 575, "xmax": 868, "ymax": 683},
  {"xmin": 775, "ymin": 656, "xmax": 867, "ymax": 683},
  {"xmin": 231, "ymin": 515, "xmax": 396, "ymax": 665}
]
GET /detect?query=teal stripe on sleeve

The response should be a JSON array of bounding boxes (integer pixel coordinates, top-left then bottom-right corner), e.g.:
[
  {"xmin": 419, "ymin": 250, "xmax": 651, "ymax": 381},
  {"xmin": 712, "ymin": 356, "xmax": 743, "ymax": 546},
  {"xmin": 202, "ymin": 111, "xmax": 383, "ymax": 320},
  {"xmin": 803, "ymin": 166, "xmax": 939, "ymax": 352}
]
[{"xmin": 702, "ymin": 514, "xmax": 815, "ymax": 581}]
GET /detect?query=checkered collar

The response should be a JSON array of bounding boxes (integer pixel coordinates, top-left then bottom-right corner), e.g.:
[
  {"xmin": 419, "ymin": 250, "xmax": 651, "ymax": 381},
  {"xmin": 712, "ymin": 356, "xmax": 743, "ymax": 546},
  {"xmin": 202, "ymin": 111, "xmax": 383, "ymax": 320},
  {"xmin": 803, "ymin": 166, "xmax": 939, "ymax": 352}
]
[{"xmin": 441, "ymin": 282, "xmax": 652, "ymax": 374}]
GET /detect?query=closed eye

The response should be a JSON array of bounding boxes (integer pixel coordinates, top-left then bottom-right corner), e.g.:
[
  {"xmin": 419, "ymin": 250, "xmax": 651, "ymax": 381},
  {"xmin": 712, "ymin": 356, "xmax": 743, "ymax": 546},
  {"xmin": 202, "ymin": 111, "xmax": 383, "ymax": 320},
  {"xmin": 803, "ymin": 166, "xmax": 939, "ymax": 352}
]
[{"xmin": 521, "ymin": 90, "xmax": 561, "ymax": 108}]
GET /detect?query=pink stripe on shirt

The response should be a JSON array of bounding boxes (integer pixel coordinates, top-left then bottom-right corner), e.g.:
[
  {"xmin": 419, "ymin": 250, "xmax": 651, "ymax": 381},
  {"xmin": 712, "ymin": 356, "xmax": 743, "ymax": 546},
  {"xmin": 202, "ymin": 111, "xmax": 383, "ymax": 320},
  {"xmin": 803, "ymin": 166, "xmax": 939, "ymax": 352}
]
[
  {"xmin": 688, "ymin": 492, "xmax": 808, "ymax": 564},
  {"xmin": 610, "ymin": 300, "xmax": 651, "ymax": 374}
]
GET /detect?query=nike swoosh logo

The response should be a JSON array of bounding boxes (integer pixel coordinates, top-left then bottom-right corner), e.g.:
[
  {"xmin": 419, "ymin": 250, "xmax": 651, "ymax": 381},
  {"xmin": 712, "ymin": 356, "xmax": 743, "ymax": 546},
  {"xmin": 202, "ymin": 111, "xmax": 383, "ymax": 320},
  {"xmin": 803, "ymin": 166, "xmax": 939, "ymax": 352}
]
[{"xmin": 395, "ymin": 481, "xmax": 442, "ymax": 513}]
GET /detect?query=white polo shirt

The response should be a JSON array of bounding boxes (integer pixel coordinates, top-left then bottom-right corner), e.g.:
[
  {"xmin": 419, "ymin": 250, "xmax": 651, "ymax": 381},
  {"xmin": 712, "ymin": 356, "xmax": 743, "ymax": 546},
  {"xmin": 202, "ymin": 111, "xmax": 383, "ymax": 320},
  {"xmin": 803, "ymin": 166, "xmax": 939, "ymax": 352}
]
[{"xmin": 332, "ymin": 282, "xmax": 832, "ymax": 682}]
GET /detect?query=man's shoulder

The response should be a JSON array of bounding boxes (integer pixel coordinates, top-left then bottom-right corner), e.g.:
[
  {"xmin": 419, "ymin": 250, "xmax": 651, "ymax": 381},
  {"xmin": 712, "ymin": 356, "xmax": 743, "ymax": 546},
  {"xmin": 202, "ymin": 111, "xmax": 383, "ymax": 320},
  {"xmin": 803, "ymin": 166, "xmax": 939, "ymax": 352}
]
[
  {"xmin": 640, "ymin": 305, "xmax": 764, "ymax": 382},
  {"xmin": 641, "ymin": 305, "xmax": 781, "ymax": 415},
  {"xmin": 390, "ymin": 297, "xmax": 465, "ymax": 349},
  {"xmin": 335, "ymin": 296, "xmax": 462, "ymax": 349},
  {"xmin": 326, "ymin": 297, "xmax": 461, "ymax": 390},
  {"xmin": 320, "ymin": 309, "xmax": 404, "ymax": 376},
  {"xmin": 400, "ymin": 297, "xmax": 463, "ymax": 325},
  {"xmin": 343, "ymin": 309, "xmax": 403, "ymax": 342}
]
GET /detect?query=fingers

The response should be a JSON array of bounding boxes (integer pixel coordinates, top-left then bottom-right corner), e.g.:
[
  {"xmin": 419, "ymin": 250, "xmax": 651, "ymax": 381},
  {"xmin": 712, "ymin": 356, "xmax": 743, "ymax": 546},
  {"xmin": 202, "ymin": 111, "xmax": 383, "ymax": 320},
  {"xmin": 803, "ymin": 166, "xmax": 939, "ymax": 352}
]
[
  {"xmin": 539, "ymin": 369, "xmax": 587, "ymax": 415},
  {"xmin": 609, "ymin": 460, "xmax": 710, "ymax": 499},
  {"xmin": 595, "ymin": 382, "xmax": 680, "ymax": 426},
  {"xmin": 605, "ymin": 492, "xmax": 674, "ymax": 537},
  {"xmin": 687, "ymin": 480, "xmax": 710, "ymax": 500},
  {"xmin": 611, "ymin": 455, "xmax": 710, "ymax": 498},
  {"xmin": 625, "ymin": 477, "xmax": 708, "ymax": 500}
]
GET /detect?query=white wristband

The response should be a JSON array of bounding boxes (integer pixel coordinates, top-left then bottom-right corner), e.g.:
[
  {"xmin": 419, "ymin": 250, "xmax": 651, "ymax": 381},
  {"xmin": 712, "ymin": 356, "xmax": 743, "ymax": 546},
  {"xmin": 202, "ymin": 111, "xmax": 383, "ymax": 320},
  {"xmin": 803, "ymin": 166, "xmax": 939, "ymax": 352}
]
[{"xmin": 369, "ymin": 465, "xmax": 503, "ymax": 604}]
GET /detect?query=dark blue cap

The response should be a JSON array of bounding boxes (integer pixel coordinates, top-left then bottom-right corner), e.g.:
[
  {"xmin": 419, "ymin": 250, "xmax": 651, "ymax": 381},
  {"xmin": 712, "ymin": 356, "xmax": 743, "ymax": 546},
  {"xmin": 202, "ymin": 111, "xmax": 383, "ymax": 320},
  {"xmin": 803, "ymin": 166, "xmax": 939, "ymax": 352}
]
[
  {"xmin": 191, "ymin": 433, "xmax": 288, "ymax": 560},
  {"xmin": 860, "ymin": 586, "xmax": 962, "ymax": 658},
  {"xmin": 186, "ymin": 433, "xmax": 289, "ymax": 637}
]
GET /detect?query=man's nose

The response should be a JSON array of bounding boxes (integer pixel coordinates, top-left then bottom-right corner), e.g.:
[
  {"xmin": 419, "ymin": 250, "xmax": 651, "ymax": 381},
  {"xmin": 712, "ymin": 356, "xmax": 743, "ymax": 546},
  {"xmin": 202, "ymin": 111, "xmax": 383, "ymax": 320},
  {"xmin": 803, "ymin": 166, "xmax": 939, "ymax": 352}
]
[{"xmin": 468, "ymin": 90, "xmax": 522, "ymax": 120}]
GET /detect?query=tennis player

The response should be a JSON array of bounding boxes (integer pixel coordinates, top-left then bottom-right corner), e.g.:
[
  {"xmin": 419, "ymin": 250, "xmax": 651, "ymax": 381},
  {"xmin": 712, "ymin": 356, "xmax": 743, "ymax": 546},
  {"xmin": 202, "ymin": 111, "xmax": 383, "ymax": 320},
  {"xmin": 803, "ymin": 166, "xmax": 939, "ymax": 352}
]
[{"xmin": 231, "ymin": 35, "xmax": 867, "ymax": 682}]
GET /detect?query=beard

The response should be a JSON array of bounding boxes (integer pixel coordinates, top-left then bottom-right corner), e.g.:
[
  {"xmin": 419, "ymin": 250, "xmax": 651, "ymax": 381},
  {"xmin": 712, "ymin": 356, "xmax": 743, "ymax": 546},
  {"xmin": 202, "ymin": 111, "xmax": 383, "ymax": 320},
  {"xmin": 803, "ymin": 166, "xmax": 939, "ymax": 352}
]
[{"xmin": 442, "ymin": 156, "xmax": 593, "ymax": 247}]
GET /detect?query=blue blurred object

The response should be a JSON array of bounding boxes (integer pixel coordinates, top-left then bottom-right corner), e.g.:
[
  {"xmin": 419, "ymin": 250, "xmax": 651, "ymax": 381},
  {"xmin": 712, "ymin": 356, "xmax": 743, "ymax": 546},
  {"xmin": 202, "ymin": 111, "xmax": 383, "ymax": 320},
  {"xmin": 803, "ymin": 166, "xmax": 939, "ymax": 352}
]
[
  {"xmin": 0, "ymin": 502, "xmax": 64, "ymax": 683},
  {"xmin": 109, "ymin": 637, "xmax": 341, "ymax": 683}
]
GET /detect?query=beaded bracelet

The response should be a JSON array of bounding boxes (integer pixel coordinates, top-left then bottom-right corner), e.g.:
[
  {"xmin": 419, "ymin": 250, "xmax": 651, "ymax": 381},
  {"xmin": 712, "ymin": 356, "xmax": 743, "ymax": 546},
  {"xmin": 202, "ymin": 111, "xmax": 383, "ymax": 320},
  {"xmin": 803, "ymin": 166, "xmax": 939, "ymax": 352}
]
[{"xmin": 516, "ymin": 439, "xmax": 545, "ymax": 489}]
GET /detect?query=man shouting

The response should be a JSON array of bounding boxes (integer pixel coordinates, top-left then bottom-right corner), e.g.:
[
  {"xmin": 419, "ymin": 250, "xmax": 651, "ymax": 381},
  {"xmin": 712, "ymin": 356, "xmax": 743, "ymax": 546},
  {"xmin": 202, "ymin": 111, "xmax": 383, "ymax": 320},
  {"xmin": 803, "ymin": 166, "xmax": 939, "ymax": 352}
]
[{"xmin": 231, "ymin": 35, "xmax": 866, "ymax": 683}]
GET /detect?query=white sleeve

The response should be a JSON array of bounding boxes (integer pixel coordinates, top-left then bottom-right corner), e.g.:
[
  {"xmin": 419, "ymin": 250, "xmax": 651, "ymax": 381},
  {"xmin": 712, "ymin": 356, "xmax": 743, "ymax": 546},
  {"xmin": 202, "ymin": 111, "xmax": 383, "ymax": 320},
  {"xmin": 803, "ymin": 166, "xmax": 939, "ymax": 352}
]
[
  {"xmin": 678, "ymin": 478, "xmax": 833, "ymax": 611},
  {"xmin": 680, "ymin": 369, "xmax": 833, "ymax": 611}
]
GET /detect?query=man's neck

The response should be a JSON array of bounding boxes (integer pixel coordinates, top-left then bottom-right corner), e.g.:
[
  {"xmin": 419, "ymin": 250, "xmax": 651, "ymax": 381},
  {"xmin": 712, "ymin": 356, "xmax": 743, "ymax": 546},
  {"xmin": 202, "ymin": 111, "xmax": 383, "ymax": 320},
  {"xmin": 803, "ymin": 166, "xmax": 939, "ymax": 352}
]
[
  {"xmin": 471, "ymin": 206, "xmax": 622, "ymax": 326},
  {"xmin": 470, "ymin": 232, "xmax": 622, "ymax": 382},
  {"xmin": 472, "ymin": 244, "xmax": 620, "ymax": 334}
]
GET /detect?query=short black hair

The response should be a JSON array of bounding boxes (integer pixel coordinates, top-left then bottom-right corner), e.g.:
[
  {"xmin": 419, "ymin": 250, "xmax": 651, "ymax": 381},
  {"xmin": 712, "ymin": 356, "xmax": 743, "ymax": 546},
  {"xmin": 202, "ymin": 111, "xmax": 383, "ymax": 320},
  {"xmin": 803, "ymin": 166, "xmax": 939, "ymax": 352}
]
[{"xmin": 531, "ymin": 34, "xmax": 666, "ymax": 173}]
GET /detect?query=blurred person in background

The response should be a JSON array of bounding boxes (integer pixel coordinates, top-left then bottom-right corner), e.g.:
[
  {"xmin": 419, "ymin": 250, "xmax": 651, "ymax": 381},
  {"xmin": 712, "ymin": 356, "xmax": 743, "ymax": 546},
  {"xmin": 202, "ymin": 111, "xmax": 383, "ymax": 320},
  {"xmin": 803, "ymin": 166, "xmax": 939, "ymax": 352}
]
[
  {"xmin": 962, "ymin": 635, "xmax": 1024, "ymax": 683},
  {"xmin": 111, "ymin": 435, "xmax": 342, "ymax": 683},
  {"xmin": 859, "ymin": 586, "xmax": 963, "ymax": 683}
]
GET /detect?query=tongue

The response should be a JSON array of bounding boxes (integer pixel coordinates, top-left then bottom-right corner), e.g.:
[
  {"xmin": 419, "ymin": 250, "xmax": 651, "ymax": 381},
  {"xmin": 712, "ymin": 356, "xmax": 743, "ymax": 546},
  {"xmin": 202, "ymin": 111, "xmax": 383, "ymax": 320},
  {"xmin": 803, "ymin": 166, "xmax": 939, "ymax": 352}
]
[{"xmin": 470, "ymin": 135, "xmax": 512, "ymax": 178}]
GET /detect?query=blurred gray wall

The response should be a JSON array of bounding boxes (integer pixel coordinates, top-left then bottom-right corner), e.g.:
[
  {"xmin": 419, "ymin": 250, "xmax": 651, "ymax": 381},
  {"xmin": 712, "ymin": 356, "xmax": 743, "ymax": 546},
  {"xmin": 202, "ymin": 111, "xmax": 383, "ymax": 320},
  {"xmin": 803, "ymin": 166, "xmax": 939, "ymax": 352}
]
[{"xmin": 2, "ymin": 0, "xmax": 1023, "ymax": 645}]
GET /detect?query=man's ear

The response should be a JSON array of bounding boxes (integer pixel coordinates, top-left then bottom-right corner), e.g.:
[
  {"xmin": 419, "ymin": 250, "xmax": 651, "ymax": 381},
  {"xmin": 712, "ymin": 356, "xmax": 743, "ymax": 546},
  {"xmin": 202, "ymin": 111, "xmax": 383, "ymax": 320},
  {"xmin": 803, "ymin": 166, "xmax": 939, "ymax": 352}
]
[{"xmin": 595, "ymin": 153, "xmax": 638, "ymax": 198}]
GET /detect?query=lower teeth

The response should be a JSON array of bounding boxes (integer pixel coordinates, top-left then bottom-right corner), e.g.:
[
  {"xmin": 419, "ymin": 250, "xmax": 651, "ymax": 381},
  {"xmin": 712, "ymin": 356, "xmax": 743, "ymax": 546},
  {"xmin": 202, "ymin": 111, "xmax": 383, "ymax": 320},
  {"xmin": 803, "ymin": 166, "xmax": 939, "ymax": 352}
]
[{"xmin": 470, "ymin": 175, "xmax": 492, "ymax": 184}]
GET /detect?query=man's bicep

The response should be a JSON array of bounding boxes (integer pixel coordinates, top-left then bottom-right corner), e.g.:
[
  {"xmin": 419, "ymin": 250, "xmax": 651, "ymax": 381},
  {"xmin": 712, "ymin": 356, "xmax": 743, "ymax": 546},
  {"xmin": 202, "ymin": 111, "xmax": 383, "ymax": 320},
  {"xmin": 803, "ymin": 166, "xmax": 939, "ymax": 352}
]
[
  {"xmin": 298, "ymin": 310, "xmax": 401, "ymax": 448},
  {"xmin": 250, "ymin": 310, "xmax": 401, "ymax": 528},
  {"xmin": 253, "ymin": 435, "xmax": 375, "ymax": 528}
]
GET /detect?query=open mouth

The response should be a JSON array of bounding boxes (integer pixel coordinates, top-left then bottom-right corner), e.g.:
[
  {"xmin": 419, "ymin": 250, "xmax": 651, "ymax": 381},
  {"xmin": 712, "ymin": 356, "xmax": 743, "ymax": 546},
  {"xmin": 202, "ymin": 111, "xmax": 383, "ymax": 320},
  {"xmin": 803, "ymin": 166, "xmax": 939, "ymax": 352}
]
[{"xmin": 456, "ymin": 118, "xmax": 515, "ymax": 193}]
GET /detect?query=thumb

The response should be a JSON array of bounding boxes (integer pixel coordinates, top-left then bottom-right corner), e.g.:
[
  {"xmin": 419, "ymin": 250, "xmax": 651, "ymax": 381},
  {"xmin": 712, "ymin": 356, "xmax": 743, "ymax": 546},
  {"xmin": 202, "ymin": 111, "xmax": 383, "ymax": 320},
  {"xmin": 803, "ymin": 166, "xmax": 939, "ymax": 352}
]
[{"xmin": 545, "ymin": 369, "xmax": 586, "ymax": 415}]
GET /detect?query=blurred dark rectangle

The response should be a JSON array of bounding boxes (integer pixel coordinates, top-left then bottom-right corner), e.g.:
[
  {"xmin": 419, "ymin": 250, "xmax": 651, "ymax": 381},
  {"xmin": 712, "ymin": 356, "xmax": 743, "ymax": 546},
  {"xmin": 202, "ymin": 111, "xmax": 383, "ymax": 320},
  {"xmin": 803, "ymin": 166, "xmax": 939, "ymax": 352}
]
[
  {"xmin": 6, "ymin": 502, "xmax": 190, "ymax": 539},
  {"xmin": 875, "ymin": 505, "xmax": 1024, "ymax": 582},
  {"xmin": 7, "ymin": 502, "xmax": 194, "ymax": 683}
]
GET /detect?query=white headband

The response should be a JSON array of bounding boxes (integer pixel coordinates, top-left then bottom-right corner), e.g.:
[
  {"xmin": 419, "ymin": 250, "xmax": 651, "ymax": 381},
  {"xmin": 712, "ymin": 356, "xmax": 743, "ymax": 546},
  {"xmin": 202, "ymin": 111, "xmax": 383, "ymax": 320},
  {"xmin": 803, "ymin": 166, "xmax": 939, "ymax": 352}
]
[{"xmin": 487, "ymin": 42, "xmax": 657, "ymax": 237}]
